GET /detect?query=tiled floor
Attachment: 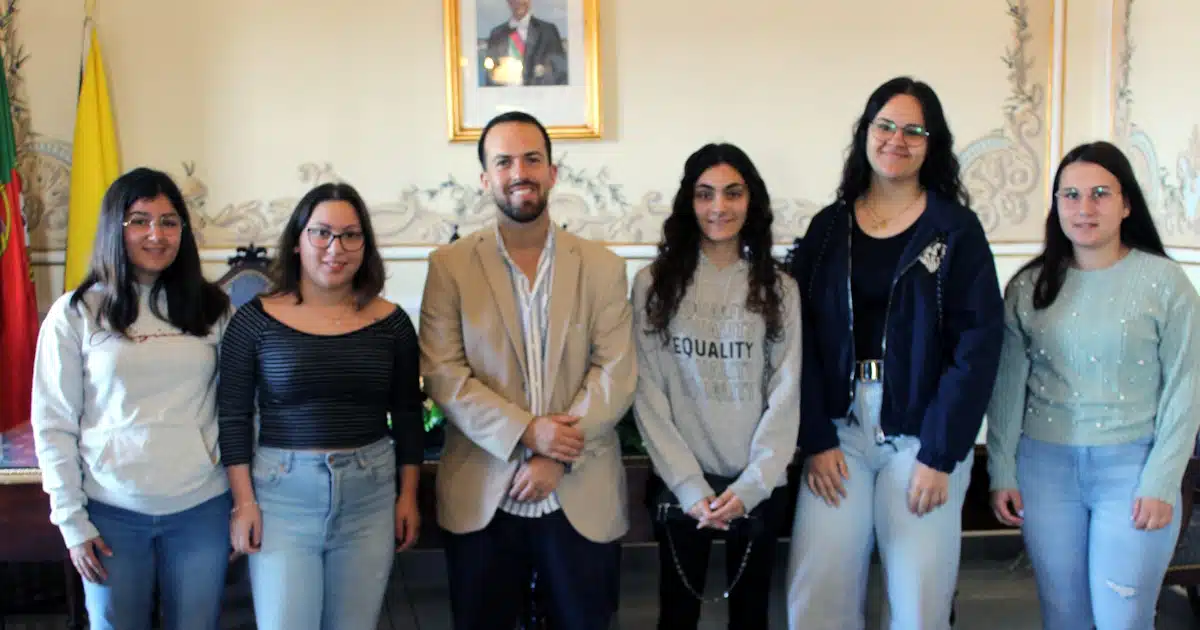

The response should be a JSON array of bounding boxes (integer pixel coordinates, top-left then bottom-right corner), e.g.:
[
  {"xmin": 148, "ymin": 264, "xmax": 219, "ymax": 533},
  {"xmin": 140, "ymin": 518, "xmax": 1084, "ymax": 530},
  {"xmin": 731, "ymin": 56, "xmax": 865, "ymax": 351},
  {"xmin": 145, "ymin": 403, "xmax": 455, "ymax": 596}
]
[{"xmin": 6, "ymin": 537, "xmax": 1198, "ymax": 629}]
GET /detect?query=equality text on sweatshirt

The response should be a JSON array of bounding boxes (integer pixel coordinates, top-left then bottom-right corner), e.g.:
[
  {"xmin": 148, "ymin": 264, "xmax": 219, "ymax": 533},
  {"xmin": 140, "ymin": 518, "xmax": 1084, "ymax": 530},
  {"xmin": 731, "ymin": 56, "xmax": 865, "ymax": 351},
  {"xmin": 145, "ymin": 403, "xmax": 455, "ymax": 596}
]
[{"xmin": 631, "ymin": 255, "xmax": 801, "ymax": 514}]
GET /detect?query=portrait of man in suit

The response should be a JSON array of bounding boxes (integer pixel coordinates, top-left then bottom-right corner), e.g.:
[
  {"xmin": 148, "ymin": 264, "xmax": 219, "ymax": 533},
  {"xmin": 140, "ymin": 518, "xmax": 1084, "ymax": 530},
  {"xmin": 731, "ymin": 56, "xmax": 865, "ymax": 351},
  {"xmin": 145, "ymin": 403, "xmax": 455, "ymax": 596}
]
[{"xmin": 479, "ymin": 0, "xmax": 569, "ymax": 87}]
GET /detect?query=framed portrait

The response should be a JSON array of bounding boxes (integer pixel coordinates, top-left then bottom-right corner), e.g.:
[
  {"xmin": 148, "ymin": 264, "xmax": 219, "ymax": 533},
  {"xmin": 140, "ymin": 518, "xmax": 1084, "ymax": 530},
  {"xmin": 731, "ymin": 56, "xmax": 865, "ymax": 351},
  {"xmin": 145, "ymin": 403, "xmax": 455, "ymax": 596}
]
[{"xmin": 443, "ymin": 0, "xmax": 601, "ymax": 141}]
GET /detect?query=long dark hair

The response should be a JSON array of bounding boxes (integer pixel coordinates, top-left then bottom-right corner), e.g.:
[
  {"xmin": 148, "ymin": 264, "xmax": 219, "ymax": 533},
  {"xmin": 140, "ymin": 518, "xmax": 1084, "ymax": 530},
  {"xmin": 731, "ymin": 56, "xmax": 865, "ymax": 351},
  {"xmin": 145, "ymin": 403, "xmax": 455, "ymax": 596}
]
[
  {"xmin": 69, "ymin": 167, "xmax": 229, "ymax": 337},
  {"xmin": 645, "ymin": 143, "xmax": 784, "ymax": 342},
  {"xmin": 1017, "ymin": 141, "xmax": 1166, "ymax": 309},
  {"xmin": 267, "ymin": 182, "xmax": 386, "ymax": 309},
  {"xmin": 836, "ymin": 76, "xmax": 969, "ymax": 206}
]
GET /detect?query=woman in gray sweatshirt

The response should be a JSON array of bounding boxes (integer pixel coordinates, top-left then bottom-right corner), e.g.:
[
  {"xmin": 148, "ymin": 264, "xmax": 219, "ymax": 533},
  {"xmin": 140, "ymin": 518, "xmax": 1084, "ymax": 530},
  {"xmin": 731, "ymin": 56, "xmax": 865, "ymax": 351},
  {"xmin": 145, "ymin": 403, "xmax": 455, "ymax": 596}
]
[
  {"xmin": 632, "ymin": 143, "xmax": 800, "ymax": 630},
  {"xmin": 31, "ymin": 168, "xmax": 233, "ymax": 630}
]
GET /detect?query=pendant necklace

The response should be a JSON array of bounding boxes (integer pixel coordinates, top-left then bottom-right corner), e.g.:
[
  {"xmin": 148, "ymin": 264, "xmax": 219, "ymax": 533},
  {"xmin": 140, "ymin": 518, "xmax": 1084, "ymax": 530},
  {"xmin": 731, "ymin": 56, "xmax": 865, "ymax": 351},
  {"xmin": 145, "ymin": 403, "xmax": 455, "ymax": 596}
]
[{"xmin": 864, "ymin": 190, "xmax": 925, "ymax": 230}]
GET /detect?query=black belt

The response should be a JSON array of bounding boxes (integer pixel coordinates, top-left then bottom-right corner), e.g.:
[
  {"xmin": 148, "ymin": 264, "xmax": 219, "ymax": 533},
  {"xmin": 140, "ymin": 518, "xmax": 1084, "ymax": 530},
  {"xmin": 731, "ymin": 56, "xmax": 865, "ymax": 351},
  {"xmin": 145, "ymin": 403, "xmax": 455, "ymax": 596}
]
[{"xmin": 855, "ymin": 359, "xmax": 883, "ymax": 383}]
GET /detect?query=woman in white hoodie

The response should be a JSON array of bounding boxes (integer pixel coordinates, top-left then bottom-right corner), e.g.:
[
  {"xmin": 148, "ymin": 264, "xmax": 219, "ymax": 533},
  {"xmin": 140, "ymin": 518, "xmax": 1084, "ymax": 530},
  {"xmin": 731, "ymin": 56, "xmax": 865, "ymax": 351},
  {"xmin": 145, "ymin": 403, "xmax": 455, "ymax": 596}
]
[
  {"xmin": 633, "ymin": 143, "xmax": 801, "ymax": 630},
  {"xmin": 31, "ymin": 167, "xmax": 233, "ymax": 630}
]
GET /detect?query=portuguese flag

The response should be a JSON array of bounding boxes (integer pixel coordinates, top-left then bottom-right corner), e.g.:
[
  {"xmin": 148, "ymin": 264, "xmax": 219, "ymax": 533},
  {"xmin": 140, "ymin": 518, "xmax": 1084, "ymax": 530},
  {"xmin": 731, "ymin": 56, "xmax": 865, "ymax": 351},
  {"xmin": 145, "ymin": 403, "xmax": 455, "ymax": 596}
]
[{"xmin": 0, "ymin": 43, "xmax": 38, "ymax": 433}]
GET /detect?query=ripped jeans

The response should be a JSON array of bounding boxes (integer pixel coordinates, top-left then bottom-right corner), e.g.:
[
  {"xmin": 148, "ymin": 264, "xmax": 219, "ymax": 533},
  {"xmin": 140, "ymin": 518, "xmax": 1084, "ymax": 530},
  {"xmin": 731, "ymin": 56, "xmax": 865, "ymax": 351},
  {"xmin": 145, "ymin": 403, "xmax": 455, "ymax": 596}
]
[{"xmin": 1017, "ymin": 435, "xmax": 1182, "ymax": 630}]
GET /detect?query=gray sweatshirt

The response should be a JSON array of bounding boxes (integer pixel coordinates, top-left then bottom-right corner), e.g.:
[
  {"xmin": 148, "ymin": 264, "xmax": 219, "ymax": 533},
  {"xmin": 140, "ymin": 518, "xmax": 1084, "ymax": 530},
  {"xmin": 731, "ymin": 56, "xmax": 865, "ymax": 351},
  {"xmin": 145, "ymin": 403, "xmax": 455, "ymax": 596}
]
[
  {"xmin": 31, "ymin": 287, "xmax": 229, "ymax": 547},
  {"xmin": 631, "ymin": 255, "xmax": 801, "ymax": 513}
]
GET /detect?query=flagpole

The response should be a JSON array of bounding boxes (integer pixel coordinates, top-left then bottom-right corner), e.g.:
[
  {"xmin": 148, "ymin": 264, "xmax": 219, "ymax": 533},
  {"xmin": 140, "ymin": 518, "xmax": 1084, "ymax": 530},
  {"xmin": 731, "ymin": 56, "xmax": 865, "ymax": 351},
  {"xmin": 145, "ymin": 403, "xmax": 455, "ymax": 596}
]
[{"xmin": 78, "ymin": 3, "xmax": 92, "ymax": 93}]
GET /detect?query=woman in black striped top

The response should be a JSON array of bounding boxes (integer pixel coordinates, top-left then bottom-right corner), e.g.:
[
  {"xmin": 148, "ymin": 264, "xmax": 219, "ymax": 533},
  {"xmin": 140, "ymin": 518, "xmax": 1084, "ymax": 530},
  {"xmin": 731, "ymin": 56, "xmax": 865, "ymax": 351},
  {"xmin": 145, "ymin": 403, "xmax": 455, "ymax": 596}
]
[{"xmin": 217, "ymin": 182, "xmax": 423, "ymax": 630}]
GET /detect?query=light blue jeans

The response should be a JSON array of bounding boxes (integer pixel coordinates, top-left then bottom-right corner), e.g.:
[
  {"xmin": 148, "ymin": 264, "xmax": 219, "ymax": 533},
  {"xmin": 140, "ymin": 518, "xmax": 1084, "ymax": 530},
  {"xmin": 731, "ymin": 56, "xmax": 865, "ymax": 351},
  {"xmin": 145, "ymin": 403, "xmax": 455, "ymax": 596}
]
[
  {"xmin": 786, "ymin": 381, "xmax": 974, "ymax": 630},
  {"xmin": 83, "ymin": 492, "xmax": 232, "ymax": 630},
  {"xmin": 247, "ymin": 438, "xmax": 397, "ymax": 630},
  {"xmin": 1017, "ymin": 435, "xmax": 1182, "ymax": 630}
]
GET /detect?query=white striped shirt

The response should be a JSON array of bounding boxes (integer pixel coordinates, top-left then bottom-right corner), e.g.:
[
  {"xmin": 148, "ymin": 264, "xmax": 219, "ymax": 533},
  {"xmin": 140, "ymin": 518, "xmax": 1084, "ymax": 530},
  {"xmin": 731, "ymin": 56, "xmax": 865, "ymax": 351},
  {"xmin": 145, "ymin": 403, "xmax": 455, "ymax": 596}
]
[{"xmin": 496, "ymin": 222, "xmax": 562, "ymax": 517}]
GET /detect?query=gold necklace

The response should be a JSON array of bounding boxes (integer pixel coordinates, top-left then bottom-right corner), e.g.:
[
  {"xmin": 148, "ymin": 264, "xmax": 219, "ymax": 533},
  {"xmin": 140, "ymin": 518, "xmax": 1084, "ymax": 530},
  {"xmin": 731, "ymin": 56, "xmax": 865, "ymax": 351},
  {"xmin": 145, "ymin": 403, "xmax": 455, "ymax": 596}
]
[{"xmin": 863, "ymin": 191, "xmax": 925, "ymax": 230}]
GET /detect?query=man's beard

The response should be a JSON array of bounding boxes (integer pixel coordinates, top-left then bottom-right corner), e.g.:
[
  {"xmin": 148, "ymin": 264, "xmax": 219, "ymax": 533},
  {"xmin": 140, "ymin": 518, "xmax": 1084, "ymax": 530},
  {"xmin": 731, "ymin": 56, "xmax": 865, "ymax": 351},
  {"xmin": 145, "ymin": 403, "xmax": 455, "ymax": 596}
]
[{"xmin": 494, "ymin": 186, "xmax": 549, "ymax": 224}]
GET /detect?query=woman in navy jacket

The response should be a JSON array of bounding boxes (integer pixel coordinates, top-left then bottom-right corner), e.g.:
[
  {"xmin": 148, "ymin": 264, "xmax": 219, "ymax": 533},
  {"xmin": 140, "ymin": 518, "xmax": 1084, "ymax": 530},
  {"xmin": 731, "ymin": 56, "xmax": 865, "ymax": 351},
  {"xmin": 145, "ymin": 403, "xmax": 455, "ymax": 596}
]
[{"xmin": 784, "ymin": 76, "xmax": 1005, "ymax": 630}]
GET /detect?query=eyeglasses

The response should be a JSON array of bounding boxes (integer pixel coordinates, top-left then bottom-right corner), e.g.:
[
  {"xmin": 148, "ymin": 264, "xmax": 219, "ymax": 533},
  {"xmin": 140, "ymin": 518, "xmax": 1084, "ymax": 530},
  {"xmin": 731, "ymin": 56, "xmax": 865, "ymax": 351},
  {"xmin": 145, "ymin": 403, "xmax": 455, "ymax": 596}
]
[
  {"xmin": 305, "ymin": 227, "xmax": 365, "ymax": 252},
  {"xmin": 869, "ymin": 118, "xmax": 930, "ymax": 145},
  {"xmin": 122, "ymin": 214, "xmax": 186, "ymax": 235},
  {"xmin": 1055, "ymin": 185, "xmax": 1119, "ymax": 206}
]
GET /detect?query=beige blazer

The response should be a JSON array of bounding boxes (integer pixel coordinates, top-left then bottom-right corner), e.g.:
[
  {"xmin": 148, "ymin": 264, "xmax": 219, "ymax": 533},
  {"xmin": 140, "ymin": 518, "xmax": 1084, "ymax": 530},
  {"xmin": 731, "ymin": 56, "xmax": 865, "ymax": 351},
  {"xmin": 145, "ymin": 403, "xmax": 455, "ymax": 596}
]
[{"xmin": 418, "ymin": 227, "xmax": 636, "ymax": 543}]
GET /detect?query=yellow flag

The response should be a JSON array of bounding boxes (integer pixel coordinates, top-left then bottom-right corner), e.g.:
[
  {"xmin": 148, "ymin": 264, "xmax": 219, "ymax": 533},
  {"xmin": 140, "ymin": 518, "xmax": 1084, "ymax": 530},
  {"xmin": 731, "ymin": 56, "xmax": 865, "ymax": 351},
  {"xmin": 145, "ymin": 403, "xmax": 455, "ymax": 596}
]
[{"xmin": 64, "ymin": 25, "xmax": 120, "ymax": 290}]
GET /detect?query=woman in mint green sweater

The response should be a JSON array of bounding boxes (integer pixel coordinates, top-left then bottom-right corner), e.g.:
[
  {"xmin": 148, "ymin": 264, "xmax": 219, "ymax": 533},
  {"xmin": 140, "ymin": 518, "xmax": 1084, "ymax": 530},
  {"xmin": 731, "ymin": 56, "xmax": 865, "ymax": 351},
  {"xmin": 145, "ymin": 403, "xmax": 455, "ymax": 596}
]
[{"xmin": 987, "ymin": 141, "xmax": 1200, "ymax": 630}]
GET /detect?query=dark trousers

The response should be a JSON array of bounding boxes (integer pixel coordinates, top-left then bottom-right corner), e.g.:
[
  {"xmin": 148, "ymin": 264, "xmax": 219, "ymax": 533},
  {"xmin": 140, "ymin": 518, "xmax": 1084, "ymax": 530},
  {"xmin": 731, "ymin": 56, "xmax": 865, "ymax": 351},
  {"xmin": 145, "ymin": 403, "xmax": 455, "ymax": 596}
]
[
  {"xmin": 650, "ymin": 477, "xmax": 785, "ymax": 630},
  {"xmin": 444, "ymin": 509, "xmax": 620, "ymax": 630}
]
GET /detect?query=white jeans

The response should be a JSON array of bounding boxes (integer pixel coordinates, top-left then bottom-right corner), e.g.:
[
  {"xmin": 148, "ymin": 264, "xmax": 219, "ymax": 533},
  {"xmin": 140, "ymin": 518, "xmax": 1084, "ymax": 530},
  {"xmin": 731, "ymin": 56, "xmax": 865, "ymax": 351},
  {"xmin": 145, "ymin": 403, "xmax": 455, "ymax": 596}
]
[{"xmin": 786, "ymin": 381, "xmax": 974, "ymax": 630}]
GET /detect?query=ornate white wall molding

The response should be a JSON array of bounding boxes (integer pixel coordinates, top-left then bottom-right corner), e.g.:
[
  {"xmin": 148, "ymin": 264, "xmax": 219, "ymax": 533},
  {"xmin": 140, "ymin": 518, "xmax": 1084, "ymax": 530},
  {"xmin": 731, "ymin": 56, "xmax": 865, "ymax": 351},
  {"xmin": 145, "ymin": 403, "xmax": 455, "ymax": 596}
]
[
  {"xmin": 1112, "ymin": 0, "xmax": 1200, "ymax": 247},
  {"xmin": 958, "ymin": 0, "xmax": 1051, "ymax": 240},
  {"xmin": 179, "ymin": 159, "xmax": 822, "ymax": 248}
]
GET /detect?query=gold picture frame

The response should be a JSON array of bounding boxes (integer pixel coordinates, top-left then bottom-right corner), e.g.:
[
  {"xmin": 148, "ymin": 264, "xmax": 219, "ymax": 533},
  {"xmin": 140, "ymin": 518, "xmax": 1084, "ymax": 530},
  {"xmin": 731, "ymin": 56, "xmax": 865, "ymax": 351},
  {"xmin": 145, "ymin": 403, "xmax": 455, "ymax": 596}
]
[{"xmin": 443, "ymin": 0, "xmax": 602, "ymax": 142}]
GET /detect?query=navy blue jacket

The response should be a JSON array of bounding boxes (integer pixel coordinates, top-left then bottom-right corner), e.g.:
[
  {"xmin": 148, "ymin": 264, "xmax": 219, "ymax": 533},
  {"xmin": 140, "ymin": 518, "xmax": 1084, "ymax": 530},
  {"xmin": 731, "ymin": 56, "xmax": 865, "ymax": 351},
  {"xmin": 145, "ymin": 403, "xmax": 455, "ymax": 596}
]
[{"xmin": 787, "ymin": 192, "xmax": 1004, "ymax": 472}]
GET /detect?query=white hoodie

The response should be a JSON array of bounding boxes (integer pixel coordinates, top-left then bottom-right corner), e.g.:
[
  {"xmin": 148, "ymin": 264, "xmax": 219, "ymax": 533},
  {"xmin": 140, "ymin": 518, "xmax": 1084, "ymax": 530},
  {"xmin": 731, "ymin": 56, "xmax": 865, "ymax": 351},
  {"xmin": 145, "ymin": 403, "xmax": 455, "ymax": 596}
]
[{"xmin": 31, "ymin": 286, "xmax": 229, "ymax": 547}]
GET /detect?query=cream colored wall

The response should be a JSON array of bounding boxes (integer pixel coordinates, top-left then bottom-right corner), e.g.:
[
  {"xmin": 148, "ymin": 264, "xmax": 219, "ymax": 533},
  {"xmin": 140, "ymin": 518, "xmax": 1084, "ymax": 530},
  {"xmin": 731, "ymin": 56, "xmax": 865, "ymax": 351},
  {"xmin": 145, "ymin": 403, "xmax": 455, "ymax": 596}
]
[
  {"xmin": 13, "ymin": 0, "xmax": 1200, "ymax": 311},
  {"xmin": 18, "ymin": 0, "xmax": 1057, "ymax": 250}
]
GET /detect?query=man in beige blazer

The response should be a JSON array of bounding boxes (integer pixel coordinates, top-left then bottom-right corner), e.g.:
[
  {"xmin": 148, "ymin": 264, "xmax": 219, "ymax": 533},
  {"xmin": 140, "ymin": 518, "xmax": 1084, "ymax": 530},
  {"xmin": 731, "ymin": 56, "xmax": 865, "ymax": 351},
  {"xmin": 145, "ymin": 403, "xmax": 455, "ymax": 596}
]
[{"xmin": 419, "ymin": 111, "xmax": 635, "ymax": 630}]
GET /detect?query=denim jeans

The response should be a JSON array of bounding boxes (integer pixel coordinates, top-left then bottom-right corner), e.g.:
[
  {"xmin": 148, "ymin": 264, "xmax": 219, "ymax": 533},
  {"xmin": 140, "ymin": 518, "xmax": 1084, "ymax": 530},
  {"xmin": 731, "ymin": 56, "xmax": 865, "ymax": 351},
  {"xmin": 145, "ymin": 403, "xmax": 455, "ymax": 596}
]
[
  {"xmin": 247, "ymin": 438, "xmax": 397, "ymax": 630},
  {"xmin": 786, "ymin": 381, "xmax": 974, "ymax": 630},
  {"xmin": 83, "ymin": 491, "xmax": 232, "ymax": 630},
  {"xmin": 1017, "ymin": 435, "xmax": 1182, "ymax": 630}
]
